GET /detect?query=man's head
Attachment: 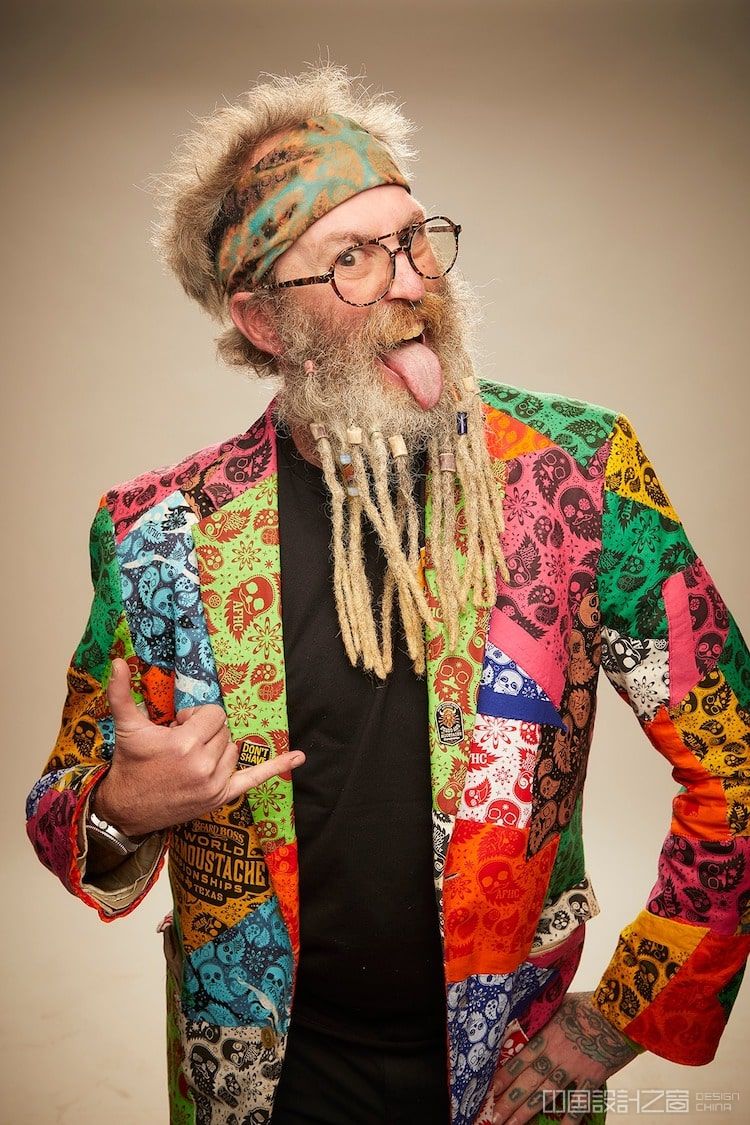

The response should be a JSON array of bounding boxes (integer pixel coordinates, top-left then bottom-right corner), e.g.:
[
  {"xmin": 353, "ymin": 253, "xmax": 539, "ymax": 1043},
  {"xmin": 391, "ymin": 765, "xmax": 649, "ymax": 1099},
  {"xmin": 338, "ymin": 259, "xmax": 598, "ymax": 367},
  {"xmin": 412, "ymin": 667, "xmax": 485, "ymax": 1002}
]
[
  {"xmin": 153, "ymin": 65, "xmax": 509, "ymax": 678},
  {"xmin": 230, "ymin": 179, "xmax": 466, "ymax": 436},
  {"xmin": 152, "ymin": 64, "xmax": 419, "ymax": 366}
]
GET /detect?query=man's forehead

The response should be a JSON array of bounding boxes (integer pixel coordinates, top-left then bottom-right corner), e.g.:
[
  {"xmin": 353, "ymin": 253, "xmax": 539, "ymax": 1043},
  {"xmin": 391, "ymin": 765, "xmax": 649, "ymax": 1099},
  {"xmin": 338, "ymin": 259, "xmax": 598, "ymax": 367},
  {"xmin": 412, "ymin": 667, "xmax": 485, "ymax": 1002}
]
[{"xmin": 316, "ymin": 209, "xmax": 428, "ymax": 251}]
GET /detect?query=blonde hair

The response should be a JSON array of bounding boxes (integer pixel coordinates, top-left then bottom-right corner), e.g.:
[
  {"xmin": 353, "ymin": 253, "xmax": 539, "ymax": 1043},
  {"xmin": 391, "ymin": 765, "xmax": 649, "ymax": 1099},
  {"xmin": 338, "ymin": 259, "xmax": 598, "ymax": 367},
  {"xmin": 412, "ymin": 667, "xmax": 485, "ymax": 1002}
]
[{"xmin": 150, "ymin": 63, "xmax": 418, "ymax": 370}]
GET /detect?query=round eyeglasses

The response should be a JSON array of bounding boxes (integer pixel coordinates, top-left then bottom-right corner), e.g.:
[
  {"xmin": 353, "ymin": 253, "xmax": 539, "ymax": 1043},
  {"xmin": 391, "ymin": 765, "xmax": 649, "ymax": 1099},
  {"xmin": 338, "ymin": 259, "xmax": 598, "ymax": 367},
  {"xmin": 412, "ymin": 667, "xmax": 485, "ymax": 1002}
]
[{"xmin": 254, "ymin": 216, "xmax": 461, "ymax": 307}]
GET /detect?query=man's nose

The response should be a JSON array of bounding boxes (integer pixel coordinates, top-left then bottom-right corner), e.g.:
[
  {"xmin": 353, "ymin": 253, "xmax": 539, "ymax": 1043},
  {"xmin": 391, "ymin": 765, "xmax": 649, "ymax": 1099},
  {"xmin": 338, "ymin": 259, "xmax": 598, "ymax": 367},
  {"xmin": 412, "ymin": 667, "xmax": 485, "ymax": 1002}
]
[{"xmin": 385, "ymin": 248, "xmax": 426, "ymax": 302}]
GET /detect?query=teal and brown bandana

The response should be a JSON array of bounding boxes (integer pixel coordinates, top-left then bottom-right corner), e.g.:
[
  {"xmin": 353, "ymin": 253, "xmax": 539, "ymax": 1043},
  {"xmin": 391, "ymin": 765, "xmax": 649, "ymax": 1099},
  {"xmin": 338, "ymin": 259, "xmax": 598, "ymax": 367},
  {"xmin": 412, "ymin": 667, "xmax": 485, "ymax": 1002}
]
[{"xmin": 213, "ymin": 112, "xmax": 411, "ymax": 294}]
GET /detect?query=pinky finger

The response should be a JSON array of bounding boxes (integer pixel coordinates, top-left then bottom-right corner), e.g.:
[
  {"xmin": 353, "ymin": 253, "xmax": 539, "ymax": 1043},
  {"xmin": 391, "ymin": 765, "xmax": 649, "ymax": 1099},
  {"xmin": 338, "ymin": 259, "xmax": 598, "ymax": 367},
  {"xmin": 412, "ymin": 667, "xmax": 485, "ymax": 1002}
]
[{"xmin": 217, "ymin": 740, "xmax": 240, "ymax": 777}]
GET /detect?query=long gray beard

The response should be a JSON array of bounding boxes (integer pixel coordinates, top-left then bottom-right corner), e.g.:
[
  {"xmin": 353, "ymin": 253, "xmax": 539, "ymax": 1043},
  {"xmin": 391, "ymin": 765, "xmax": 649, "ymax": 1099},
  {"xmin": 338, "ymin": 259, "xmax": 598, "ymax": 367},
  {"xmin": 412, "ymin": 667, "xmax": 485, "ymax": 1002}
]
[{"xmin": 269, "ymin": 277, "xmax": 510, "ymax": 677}]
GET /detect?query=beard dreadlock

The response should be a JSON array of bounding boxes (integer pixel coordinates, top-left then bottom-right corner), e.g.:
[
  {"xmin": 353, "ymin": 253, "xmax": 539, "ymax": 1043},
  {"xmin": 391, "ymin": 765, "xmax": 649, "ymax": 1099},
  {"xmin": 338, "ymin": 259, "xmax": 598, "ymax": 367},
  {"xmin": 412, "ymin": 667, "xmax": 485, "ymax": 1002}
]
[{"xmin": 268, "ymin": 273, "xmax": 510, "ymax": 679}]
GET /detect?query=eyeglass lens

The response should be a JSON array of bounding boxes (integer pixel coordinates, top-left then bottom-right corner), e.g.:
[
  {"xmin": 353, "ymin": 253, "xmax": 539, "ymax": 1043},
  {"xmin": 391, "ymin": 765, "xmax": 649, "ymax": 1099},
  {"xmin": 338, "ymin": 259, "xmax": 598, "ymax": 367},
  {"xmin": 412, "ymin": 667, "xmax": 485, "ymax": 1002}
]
[{"xmin": 333, "ymin": 218, "xmax": 459, "ymax": 306}]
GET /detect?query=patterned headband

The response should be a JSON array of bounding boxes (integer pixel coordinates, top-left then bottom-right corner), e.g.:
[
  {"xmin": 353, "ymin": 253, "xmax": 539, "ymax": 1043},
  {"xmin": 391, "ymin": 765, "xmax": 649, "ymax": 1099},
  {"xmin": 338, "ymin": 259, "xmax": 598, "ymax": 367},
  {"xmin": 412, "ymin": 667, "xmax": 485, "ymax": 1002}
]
[{"xmin": 213, "ymin": 112, "xmax": 411, "ymax": 294}]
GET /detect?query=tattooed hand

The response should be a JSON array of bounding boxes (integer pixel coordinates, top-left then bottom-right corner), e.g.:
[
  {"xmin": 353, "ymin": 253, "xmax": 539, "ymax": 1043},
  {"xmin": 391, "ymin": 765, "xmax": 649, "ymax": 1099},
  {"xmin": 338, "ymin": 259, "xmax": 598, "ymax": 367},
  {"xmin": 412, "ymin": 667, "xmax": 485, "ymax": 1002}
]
[{"xmin": 488, "ymin": 991, "xmax": 639, "ymax": 1124}]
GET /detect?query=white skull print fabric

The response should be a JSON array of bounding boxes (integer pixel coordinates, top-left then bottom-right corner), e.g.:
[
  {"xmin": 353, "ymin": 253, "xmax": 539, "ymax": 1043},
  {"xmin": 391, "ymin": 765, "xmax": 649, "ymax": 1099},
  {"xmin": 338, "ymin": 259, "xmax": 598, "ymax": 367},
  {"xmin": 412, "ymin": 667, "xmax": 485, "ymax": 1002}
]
[
  {"xmin": 531, "ymin": 875, "xmax": 601, "ymax": 952},
  {"xmin": 169, "ymin": 967, "xmax": 282, "ymax": 1125},
  {"xmin": 600, "ymin": 628, "xmax": 669, "ymax": 721}
]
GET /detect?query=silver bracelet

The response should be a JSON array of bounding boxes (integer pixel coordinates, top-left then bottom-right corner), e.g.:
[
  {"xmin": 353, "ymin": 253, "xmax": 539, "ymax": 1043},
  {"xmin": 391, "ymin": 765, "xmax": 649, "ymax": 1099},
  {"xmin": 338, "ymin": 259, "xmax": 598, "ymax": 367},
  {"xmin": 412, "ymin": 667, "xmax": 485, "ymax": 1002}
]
[{"xmin": 86, "ymin": 809, "xmax": 145, "ymax": 857}]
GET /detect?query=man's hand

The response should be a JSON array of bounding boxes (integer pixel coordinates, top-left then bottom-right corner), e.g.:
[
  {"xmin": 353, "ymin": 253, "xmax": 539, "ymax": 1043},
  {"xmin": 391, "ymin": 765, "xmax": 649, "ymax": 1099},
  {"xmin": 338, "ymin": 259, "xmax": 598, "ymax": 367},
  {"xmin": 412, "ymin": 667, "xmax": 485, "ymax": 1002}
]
[
  {"xmin": 93, "ymin": 657, "xmax": 305, "ymax": 837},
  {"xmin": 488, "ymin": 991, "xmax": 639, "ymax": 1124}
]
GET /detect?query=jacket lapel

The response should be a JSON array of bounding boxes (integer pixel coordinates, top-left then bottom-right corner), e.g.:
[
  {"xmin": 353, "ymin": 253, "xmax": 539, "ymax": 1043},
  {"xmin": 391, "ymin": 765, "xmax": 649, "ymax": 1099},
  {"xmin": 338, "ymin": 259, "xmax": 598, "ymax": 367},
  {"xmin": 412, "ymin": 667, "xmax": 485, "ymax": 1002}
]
[
  {"xmin": 423, "ymin": 439, "xmax": 493, "ymax": 902},
  {"xmin": 192, "ymin": 401, "xmax": 300, "ymax": 955}
]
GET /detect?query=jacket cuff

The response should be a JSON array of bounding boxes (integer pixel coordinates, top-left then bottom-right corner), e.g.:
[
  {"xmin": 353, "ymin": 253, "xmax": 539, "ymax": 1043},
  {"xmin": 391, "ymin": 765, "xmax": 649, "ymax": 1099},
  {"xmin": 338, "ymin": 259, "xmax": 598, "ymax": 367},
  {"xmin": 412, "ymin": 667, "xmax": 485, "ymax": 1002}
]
[
  {"xmin": 592, "ymin": 909, "xmax": 750, "ymax": 1065},
  {"xmin": 73, "ymin": 773, "xmax": 169, "ymax": 920}
]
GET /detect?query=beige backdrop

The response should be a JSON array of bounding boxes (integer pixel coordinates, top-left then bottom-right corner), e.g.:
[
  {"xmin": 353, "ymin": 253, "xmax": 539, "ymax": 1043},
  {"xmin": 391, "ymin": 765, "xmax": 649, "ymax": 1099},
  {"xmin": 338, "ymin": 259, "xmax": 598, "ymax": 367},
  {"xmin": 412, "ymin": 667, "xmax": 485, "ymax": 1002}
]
[{"xmin": 2, "ymin": 1, "xmax": 748, "ymax": 1122}]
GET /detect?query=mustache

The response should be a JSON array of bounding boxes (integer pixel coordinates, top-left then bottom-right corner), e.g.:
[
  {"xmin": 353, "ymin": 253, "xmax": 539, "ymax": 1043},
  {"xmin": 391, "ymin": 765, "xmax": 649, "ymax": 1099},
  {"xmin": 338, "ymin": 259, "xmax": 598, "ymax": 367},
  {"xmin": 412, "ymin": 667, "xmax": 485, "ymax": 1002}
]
[
  {"xmin": 270, "ymin": 276, "xmax": 468, "ymax": 380},
  {"xmin": 343, "ymin": 291, "xmax": 451, "ymax": 352}
]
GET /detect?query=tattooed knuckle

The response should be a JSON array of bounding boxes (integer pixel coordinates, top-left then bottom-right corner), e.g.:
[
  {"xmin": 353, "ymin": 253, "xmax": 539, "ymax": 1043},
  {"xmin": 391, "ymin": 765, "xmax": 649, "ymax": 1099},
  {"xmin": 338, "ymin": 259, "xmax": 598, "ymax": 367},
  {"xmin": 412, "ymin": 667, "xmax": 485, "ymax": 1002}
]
[{"xmin": 532, "ymin": 1053, "xmax": 552, "ymax": 1075}]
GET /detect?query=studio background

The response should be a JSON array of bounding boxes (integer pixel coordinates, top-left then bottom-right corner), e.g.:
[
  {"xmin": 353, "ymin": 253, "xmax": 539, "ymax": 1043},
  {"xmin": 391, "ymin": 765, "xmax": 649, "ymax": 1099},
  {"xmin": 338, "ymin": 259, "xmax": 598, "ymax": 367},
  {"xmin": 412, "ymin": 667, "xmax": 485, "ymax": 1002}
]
[{"xmin": 2, "ymin": 1, "xmax": 748, "ymax": 1121}]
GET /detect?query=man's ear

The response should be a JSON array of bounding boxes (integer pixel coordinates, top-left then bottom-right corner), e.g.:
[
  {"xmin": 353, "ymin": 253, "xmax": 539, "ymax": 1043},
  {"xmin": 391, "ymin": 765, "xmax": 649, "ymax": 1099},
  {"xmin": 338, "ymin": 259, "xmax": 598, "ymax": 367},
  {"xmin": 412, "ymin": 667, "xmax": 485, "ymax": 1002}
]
[{"xmin": 229, "ymin": 292, "xmax": 283, "ymax": 356}]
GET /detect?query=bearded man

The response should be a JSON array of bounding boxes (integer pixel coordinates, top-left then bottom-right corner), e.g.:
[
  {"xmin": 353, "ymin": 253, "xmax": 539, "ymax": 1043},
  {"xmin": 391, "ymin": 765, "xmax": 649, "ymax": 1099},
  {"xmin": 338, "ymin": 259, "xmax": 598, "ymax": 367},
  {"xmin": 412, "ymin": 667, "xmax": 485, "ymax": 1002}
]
[{"xmin": 27, "ymin": 65, "xmax": 750, "ymax": 1125}]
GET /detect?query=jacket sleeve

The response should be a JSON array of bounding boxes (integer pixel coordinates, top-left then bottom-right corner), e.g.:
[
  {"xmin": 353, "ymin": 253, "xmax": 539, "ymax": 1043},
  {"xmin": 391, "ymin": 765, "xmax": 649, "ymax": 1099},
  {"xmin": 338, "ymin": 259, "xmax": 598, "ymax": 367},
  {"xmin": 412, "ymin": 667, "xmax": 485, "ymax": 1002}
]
[
  {"xmin": 591, "ymin": 412, "xmax": 750, "ymax": 1065},
  {"xmin": 26, "ymin": 494, "xmax": 168, "ymax": 920}
]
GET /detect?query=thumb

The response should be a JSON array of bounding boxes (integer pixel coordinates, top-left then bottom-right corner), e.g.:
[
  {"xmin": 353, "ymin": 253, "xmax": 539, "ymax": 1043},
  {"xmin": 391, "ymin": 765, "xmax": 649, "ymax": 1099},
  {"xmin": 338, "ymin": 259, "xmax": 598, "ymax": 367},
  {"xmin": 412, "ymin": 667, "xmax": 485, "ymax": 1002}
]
[
  {"xmin": 106, "ymin": 658, "xmax": 147, "ymax": 727},
  {"xmin": 225, "ymin": 751, "xmax": 305, "ymax": 804}
]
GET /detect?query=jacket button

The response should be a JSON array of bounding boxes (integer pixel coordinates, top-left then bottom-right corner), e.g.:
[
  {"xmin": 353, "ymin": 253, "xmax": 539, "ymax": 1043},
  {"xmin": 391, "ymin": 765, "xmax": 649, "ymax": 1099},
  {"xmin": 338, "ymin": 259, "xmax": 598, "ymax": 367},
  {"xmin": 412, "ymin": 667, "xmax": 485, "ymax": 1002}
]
[{"xmin": 260, "ymin": 1027, "xmax": 277, "ymax": 1049}]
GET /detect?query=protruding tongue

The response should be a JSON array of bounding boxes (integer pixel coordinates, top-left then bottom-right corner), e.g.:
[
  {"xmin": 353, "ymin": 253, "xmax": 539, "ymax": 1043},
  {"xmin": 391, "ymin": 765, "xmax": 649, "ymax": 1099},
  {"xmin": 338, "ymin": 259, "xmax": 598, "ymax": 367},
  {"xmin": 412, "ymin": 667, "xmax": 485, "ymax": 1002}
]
[{"xmin": 377, "ymin": 339, "xmax": 443, "ymax": 410}]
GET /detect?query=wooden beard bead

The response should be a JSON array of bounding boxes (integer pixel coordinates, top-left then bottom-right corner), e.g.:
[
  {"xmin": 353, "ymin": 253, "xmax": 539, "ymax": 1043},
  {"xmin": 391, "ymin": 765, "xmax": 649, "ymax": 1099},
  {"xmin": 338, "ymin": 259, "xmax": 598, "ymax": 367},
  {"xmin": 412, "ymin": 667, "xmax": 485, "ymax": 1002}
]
[
  {"xmin": 309, "ymin": 422, "xmax": 327, "ymax": 442},
  {"xmin": 387, "ymin": 434, "xmax": 408, "ymax": 459},
  {"xmin": 346, "ymin": 426, "xmax": 363, "ymax": 445},
  {"xmin": 438, "ymin": 452, "xmax": 456, "ymax": 473}
]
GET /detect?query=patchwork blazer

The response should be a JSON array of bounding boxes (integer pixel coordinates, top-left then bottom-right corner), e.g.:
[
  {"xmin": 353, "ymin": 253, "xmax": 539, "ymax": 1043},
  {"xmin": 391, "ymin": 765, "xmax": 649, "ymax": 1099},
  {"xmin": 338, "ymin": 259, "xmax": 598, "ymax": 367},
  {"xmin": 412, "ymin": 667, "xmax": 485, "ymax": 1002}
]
[{"xmin": 27, "ymin": 378, "xmax": 750, "ymax": 1125}]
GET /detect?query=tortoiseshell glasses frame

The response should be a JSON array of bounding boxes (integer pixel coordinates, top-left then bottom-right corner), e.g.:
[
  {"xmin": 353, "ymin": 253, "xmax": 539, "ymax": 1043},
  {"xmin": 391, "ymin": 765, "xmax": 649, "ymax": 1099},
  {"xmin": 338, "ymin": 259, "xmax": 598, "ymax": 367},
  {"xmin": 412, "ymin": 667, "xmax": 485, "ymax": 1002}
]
[{"xmin": 253, "ymin": 215, "xmax": 462, "ymax": 307}]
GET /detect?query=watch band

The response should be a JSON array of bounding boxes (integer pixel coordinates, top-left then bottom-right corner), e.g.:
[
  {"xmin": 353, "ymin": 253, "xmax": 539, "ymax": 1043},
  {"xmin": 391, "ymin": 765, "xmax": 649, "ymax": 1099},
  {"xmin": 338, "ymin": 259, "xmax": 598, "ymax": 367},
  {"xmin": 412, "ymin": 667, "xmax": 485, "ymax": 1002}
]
[{"xmin": 86, "ymin": 808, "xmax": 145, "ymax": 857}]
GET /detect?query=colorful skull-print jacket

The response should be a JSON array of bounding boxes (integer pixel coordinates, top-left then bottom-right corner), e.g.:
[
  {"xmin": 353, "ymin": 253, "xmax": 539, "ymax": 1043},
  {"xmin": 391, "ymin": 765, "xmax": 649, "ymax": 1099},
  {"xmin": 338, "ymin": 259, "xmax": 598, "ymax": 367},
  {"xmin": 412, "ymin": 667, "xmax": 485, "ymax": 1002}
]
[{"xmin": 27, "ymin": 379, "xmax": 750, "ymax": 1125}]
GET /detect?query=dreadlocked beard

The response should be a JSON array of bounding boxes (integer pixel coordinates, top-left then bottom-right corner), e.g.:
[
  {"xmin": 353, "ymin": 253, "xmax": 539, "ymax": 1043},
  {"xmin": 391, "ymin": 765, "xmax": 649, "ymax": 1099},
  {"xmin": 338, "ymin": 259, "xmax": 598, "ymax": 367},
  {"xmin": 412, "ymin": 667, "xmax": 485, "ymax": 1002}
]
[{"xmin": 269, "ymin": 272, "xmax": 510, "ymax": 679}]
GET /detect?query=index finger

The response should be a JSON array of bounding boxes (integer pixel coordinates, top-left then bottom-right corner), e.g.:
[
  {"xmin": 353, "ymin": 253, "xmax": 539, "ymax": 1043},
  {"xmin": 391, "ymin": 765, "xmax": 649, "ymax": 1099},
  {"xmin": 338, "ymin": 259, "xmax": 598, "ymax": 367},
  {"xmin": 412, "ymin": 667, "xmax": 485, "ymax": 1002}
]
[{"xmin": 225, "ymin": 751, "xmax": 305, "ymax": 804}]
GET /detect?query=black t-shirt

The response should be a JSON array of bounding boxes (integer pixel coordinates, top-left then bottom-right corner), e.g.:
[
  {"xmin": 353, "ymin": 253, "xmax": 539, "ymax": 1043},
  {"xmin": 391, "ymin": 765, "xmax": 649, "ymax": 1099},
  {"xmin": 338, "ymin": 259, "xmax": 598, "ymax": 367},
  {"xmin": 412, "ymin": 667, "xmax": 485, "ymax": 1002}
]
[{"xmin": 275, "ymin": 421, "xmax": 447, "ymax": 1047}]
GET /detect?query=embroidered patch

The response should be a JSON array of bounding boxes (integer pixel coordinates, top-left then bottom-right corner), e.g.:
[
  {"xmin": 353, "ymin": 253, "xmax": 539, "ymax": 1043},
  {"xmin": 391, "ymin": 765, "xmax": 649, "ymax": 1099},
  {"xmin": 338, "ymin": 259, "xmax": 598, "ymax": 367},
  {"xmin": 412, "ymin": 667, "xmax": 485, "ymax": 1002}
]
[{"xmin": 437, "ymin": 701, "xmax": 465, "ymax": 745}]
